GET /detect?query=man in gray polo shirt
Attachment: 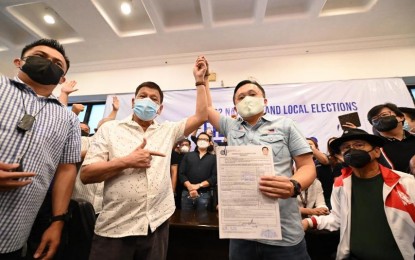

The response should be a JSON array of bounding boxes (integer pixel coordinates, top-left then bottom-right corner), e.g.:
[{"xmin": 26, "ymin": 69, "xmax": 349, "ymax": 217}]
[{"xmin": 205, "ymin": 78, "xmax": 316, "ymax": 259}]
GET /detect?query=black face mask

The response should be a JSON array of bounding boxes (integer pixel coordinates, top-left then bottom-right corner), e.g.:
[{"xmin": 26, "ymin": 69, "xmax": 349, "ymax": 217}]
[
  {"xmin": 343, "ymin": 149, "xmax": 372, "ymax": 168},
  {"xmin": 21, "ymin": 56, "xmax": 64, "ymax": 85},
  {"xmin": 372, "ymin": 116, "xmax": 398, "ymax": 132}
]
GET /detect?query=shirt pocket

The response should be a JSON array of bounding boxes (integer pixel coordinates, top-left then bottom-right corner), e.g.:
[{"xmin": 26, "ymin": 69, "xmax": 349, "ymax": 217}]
[
  {"xmin": 259, "ymin": 134, "xmax": 285, "ymax": 157},
  {"xmin": 229, "ymin": 130, "xmax": 246, "ymax": 145}
]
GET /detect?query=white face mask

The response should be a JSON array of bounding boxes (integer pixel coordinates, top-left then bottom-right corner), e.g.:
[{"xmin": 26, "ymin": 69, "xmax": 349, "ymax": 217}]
[
  {"xmin": 197, "ymin": 140, "xmax": 209, "ymax": 149},
  {"xmin": 235, "ymin": 96, "xmax": 265, "ymax": 118},
  {"xmin": 180, "ymin": 146, "xmax": 190, "ymax": 153}
]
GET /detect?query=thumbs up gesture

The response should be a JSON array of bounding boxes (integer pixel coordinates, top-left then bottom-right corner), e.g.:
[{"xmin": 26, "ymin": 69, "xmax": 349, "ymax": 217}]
[{"xmin": 124, "ymin": 139, "xmax": 166, "ymax": 169}]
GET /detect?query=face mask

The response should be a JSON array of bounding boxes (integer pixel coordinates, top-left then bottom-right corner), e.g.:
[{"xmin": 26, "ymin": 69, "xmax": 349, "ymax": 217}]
[
  {"xmin": 235, "ymin": 96, "xmax": 265, "ymax": 118},
  {"xmin": 372, "ymin": 116, "xmax": 398, "ymax": 132},
  {"xmin": 197, "ymin": 140, "xmax": 209, "ymax": 149},
  {"xmin": 403, "ymin": 121, "xmax": 411, "ymax": 132},
  {"xmin": 343, "ymin": 149, "xmax": 372, "ymax": 168},
  {"xmin": 180, "ymin": 146, "xmax": 190, "ymax": 153},
  {"xmin": 21, "ymin": 56, "xmax": 64, "ymax": 85},
  {"xmin": 133, "ymin": 98, "xmax": 160, "ymax": 121}
]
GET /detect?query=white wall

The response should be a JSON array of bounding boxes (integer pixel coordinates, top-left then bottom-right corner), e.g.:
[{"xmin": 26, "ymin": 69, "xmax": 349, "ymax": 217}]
[{"xmin": 59, "ymin": 45, "xmax": 415, "ymax": 96}]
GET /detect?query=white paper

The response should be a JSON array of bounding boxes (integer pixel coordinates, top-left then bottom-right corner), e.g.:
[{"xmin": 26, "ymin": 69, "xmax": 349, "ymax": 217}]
[{"xmin": 216, "ymin": 145, "xmax": 282, "ymax": 240}]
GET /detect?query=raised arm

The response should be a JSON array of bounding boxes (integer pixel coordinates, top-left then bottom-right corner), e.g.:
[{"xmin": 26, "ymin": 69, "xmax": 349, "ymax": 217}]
[
  {"xmin": 106, "ymin": 96, "xmax": 120, "ymax": 120},
  {"xmin": 309, "ymin": 142, "xmax": 329, "ymax": 165},
  {"xmin": 58, "ymin": 80, "xmax": 78, "ymax": 106},
  {"xmin": 204, "ymin": 68, "xmax": 221, "ymax": 132},
  {"xmin": 183, "ymin": 56, "xmax": 208, "ymax": 136}
]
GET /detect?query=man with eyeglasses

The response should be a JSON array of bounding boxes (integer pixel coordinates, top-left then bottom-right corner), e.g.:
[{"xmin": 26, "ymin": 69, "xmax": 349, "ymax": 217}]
[
  {"xmin": 302, "ymin": 128, "xmax": 415, "ymax": 259},
  {"xmin": 367, "ymin": 103, "xmax": 415, "ymax": 173},
  {"xmin": 179, "ymin": 132, "xmax": 217, "ymax": 211}
]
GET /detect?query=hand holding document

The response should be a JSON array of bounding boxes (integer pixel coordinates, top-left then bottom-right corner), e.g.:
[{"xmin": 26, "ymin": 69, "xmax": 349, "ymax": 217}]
[{"xmin": 216, "ymin": 145, "xmax": 282, "ymax": 240}]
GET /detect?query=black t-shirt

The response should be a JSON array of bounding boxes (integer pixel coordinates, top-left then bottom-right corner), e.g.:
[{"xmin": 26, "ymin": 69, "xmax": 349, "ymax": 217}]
[
  {"xmin": 380, "ymin": 131, "xmax": 415, "ymax": 173},
  {"xmin": 350, "ymin": 174, "xmax": 403, "ymax": 259},
  {"xmin": 171, "ymin": 150, "xmax": 185, "ymax": 166}
]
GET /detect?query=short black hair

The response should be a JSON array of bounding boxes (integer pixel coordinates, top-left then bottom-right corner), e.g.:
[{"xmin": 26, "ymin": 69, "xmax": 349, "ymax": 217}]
[
  {"xmin": 135, "ymin": 81, "xmax": 164, "ymax": 103},
  {"xmin": 232, "ymin": 80, "xmax": 266, "ymax": 104},
  {"xmin": 180, "ymin": 139, "xmax": 191, "ymax": 146},
  {"xmin": 262, "ymin": 147, "xmax": 269, "ymax": 151},
  {"xmin": 21, "ymin": 39, "xmax": 70, "ymax": 72},
  {"xmin": 399, "ymin": 107, "xmax": 415, "ymax": 121},
  {"xmin": 367, "ymin": 103, "xmax": 404, "ymax": 125}
]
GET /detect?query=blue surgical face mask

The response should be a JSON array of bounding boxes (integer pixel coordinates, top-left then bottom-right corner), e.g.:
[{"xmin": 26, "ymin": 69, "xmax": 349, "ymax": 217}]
[
  {"xmin": 133, "ymin": 98, "xmax": 160, "ymax": 121},
  {"xmin": 403, "ymin": 121, "xmax": 410, "ymax": 132}
]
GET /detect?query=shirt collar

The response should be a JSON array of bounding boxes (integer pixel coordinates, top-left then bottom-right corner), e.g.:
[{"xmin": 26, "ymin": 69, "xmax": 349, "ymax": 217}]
[
  {"xmin": 11, "ymin": 76, "xmax": 61, "ymax": 104},
  {"xmin": 240, "ymin": 113, "xmax": 272, "ymax": 127}
]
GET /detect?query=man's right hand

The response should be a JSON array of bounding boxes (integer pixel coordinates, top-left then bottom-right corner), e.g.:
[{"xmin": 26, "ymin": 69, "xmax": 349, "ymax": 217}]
[
  {"xmin": 0, "ymin": 162, "xmax": 36, "ymax": 191},
  {"xmin": 112, "ymin": 96, "xmax": 120, "ymax": 111},
  {"xmin": 123, "ymin": 139, "xmax": 166, "ymax": 169}
]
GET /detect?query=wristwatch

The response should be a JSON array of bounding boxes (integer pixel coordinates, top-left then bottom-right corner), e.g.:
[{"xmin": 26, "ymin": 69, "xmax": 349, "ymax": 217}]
[
  {"xmin": 50, "ymin": 213, "xmax": 70, "ymax": 223},
  {"xmin": 289, "ymin": 179, "xmax": 302, "ymax": 198}
]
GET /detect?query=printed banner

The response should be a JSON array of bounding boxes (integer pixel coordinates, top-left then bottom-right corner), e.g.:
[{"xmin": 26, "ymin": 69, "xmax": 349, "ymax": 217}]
[{"xmin": 104, "ymin": 78, "xmax": 414, "ymax": 152}]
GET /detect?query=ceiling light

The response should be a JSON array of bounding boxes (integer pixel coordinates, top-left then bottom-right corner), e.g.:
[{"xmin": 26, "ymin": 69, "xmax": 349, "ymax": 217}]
[
  {"xmin": 120, "ymin": 2, "xmax": 132, "ymax": 15},
  {"xmin": 43, "ymin": 14, "xmax": 55, "ymax": 24}
]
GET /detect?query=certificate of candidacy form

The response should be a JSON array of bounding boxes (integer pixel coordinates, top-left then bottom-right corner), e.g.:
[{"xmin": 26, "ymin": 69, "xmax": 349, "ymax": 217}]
[{"xmin": 216, "ymin": 145, "xmax": 282, "ymax": 240}]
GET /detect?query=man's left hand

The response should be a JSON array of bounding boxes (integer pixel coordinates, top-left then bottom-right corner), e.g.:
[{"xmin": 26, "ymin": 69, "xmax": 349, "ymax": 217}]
[
  {"xmin": 259, "ymin": 175, "xmax": 293, "ymax": 199},
  {"xmin": 33, "ymin": 222, "xmax": 63, "ymax": 259}
]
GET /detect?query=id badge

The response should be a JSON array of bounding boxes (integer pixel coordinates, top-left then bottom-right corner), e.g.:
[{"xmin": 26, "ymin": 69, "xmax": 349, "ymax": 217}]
[{"xmin": 17, "ymin": 114, "xmax": 35, "ymax": 131}]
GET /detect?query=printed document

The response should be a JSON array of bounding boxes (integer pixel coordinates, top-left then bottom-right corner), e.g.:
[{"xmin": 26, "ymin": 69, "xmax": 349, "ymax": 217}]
[{"xmin": 216, "ymin": 145, "xmax": 282, "ymax": 240}]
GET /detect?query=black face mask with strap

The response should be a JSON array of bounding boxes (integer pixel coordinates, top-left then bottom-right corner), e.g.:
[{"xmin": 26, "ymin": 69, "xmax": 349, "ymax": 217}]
[
  {"xmin": 21, "ymin": 56, "xmax": 64, "ymax": 85},
  {"xmin": 343, "ymin": 148, "xmax": 374, "ymax": 168},
  {"xmin": 373, "ymin": 116, "xmax": 398, "ymax": 132}
]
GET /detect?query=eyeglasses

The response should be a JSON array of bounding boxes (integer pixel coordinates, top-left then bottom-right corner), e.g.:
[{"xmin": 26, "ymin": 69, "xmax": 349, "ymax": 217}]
[
  {"xmin": 339, "ymin": 141, "xmax": 368, "ymax": 154},
  {"xmin": 371, "ymin": 111, "xmax": 394, "ymax": 122}
]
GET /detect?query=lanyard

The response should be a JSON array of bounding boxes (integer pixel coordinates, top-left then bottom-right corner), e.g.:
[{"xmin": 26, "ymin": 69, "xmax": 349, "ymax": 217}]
[{"xmin": 299, "ymin": 189, "xmax": 308, "ymax": 208}]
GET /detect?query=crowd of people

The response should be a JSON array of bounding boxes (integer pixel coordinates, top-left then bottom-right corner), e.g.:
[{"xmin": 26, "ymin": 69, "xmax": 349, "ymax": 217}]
[{"xmin": 1, "ymin": 38, "xmax": 415, "ymax": 260}]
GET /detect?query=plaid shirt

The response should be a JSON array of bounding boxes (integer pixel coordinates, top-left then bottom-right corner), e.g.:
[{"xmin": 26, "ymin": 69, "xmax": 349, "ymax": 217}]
[{"xmin": 0, "ymin": 76, "xmax": 81, "ymax": 253}]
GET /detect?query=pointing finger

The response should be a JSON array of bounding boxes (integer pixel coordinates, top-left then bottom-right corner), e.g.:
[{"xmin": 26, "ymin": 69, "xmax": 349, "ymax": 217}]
[{"xmin": 148, "ymin": 151, "xmax": 166, "ymax": 157}]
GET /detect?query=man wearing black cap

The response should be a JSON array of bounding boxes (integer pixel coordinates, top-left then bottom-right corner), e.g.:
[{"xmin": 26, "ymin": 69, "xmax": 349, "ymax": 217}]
[
  {"xmin": 367, "ymin": 102, "xmax": 415, "ymax": 173},
  {"xmin": 302, "ymin": 128, "xmax": 415, "ymax": 260}
]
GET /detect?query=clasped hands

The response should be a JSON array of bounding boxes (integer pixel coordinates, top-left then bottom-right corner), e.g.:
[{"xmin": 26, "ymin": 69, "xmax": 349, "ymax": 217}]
[
  {"xmin": 193, "ymin": 56, "xmax": 209, "ymax": 85},
  {"xmin": 187, "ymin": 183, "xmax": 202, "ymax": 199}
]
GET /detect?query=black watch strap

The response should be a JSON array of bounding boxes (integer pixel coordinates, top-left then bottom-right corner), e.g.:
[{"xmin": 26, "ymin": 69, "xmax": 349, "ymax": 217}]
[
  {"xmin": 50, "ymin": 213, "xmax": 70, "ymax": 223},
  {"xmin": 289, "ymin": 179, "xmax": 302, "ymax": 198}
]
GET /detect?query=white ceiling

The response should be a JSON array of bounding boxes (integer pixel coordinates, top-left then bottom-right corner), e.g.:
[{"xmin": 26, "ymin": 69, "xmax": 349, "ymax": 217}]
[{"xmin": 0, "ymin": 0, "xmax": 414, "ymax": 77}]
